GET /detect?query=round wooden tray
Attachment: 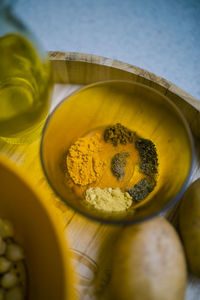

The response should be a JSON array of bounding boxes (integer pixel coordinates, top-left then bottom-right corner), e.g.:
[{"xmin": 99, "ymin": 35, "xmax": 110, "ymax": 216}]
[{"xmin": 1, "ymin": 52, "xmax": 200, "ymax": 299}]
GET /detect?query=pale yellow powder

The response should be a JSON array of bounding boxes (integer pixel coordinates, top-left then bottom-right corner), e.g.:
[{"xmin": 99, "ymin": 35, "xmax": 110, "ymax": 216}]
[{"xmin": 84, "ymin": 187, "xmax": 132, "ymax": 212}]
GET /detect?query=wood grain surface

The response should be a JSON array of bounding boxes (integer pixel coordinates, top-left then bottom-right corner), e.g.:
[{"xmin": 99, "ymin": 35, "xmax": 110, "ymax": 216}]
[{"xmin": 0, "ymin": 52, "xmax": 200, "ymax": 299}]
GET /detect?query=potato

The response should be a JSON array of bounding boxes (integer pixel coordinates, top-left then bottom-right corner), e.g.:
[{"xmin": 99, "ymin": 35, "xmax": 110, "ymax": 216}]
[
  {"xmin": 110, "ymin": 217, "xmax": 186, "ymax": 300},
  {"xmin": 179, "ymin": 178, "xmax": 200, "ymax": 277}
]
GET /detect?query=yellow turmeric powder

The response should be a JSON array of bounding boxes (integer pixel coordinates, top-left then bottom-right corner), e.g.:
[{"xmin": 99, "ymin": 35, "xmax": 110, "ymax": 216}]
[{"xmin": 66, "ymin": 133, "xmax": 105, "ymax": 186}]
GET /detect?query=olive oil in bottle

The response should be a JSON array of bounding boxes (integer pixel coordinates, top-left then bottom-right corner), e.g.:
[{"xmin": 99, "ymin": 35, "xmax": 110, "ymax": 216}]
[{"xmin": 0, "ymin": 33, "xmax": 52, "ymax": 143}]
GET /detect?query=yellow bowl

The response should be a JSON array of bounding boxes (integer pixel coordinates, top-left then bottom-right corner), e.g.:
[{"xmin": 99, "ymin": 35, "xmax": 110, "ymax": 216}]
[
  {"xmin": 41, "ymin": 80, "xmax": 195, "ymax": 224},
  {"xmin": 0, "ymin": 153, "xmax": 76, "ymax": 299}
]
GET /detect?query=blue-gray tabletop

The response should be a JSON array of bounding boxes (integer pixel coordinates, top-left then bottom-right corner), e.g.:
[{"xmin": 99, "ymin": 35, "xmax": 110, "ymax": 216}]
[{"xmin": 15, "ymin": 0, "xmax": 200, "ymax": 100}]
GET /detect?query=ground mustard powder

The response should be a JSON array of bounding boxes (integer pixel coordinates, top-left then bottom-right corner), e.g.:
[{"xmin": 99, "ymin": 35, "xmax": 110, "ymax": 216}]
[
  {"xmin": 66, "ymin": 133, "xmax": 105, "ymax": 186},
  {"xmin": 84, "ymin": 187, "xmax": 132, "ymax": 212}
]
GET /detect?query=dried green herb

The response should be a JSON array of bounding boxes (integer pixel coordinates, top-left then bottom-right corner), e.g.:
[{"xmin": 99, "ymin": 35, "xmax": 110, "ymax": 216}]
[
  {"xmin": 104, "ymin": 123, "xmax": 135, "ymax": 146},
  {"xmin": 136, "ymin": 138, "xmax": 158, "ymax": 176},
  {"xmin": 126, "ymin": 177, "xmax": 156, "ymax": 202},
  {"xmin": 111, "ymin": 152, "xmax": 130, "ymax": 180}
]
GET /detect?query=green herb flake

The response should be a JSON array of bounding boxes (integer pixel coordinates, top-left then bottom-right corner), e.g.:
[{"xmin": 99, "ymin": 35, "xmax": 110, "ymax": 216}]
[
  {"xmin": 126, "ymin": 177, "xmax": 156, "ymax": 202},
  {"xmin": 104, "ymin": 123, "xmax": 135, "ymax": 146},
  {"xmin": 111, "ymin": 152, "xmax": 130, "ymax": 180},
  {"xmin": 136, "ymin": 138, "xmax": 158, "ymax": 176}
]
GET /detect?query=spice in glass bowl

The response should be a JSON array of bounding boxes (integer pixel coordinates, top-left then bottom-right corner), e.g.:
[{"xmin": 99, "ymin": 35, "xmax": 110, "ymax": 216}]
[
  {"xmin": 104, "ymin": 123, "xmax": 135, "ymax": 146},
  {"xmin": 84, "ymin": 187, "xmax": 132, "ymax": 212},
  {"xmin": 111, "ymin": 152, "xmax": 130, "ymax": 180},
  {"xmin": 66, "ymin": 133, "xmax": 105, "ymax": 186},
  {"xmin": 65, "ymin": 123, "xmax": 159, "ymax": 213}
]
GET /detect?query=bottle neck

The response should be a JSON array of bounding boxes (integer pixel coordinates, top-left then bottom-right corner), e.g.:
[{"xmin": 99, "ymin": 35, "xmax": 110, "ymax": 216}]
[
  {"xmin": 0, "ymin": 1, "xmax": 13, "ymax": 12},
  {"xmin": 0, "ymin": 1, "xmax": 46, "ymax": 60},
  {"xmin": 0, "ymin": 2, "xmax": 26, "ymax": 37}
]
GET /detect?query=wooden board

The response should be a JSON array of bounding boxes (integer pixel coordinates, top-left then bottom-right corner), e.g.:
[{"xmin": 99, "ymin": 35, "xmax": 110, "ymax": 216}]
[{"xmin": 1, "ymin": 52, "xmax": 200, "ymax": 299}]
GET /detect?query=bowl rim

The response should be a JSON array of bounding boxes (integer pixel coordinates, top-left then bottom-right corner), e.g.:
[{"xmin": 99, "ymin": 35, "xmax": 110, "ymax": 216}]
[
  {"xmin": 0, "ymin": 152, "xmax": 76, "ymax": 299},
  {"xmin": 40, "ymin": 79, "xmax": 196, "ymax": 225}
]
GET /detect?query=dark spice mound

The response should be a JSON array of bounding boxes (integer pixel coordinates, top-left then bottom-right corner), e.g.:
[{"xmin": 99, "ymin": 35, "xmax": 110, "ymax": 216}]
[
  {"xmin": 126, "ymin": 177, "xmax": 156, "ymax": 202},
  {"xmin": 136, "ymin": 138, "xmax": 158, "ymax": 176},
  {"xmin": 111, "ymin": 152, "xmax": 130, "ymax": 180},
  {"xmin": 104, "ymin": 123, "xmax": 135, "ymax": 146}
]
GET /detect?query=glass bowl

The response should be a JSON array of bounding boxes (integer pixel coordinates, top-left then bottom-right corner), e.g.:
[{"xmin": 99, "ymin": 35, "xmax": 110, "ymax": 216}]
[
  {"xmin": 0, "ymin": 153, "xmax": 76, "ymax": 299},
  {"xmin": 40, "ymin": 80, "xmax": 195, "ymax": 225}
]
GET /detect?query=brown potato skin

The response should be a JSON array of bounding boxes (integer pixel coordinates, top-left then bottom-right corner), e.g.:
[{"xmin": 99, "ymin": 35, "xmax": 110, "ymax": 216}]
[
  {"xmin": 179, "ymin": 178, "xmax": 200, "ymax": 277},
  {"xmin": 110, "ymin": 217, "xmax": 186, "ymax": 300}
]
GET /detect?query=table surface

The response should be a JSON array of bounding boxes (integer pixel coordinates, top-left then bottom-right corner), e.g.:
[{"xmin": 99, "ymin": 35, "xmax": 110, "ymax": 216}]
[
  {"xmin": 1, "ymin": 80, "xmax": 200, "ymax": 300},
  {"xmin": 1, "ymin": 51, "xmax": 200, "ymax": 299},
  {"xmin": 15, "ymin": 0, "xmax": 200, "ymax": 101}
]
